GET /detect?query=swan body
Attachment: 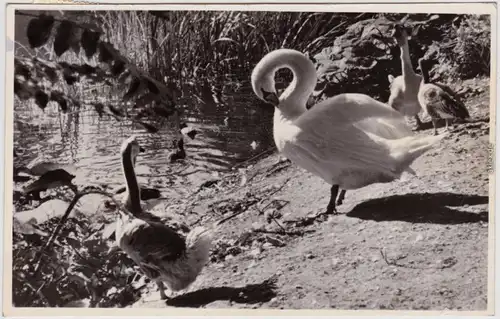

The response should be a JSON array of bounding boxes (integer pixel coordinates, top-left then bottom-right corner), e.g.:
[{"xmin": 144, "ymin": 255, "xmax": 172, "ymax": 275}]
[
  {"xmin": 115, "ymin": 136, "xmax": 213, "ymax": 299},
  {"xmin": 387, "ymin": 24, "xmax": 424, "ymax": 129},
  {"xmin": 251, "ymin": 49, "xmax": 444, "ymax": 214},
  {"xmin": 417, "ymin": 58, "xmax": 470, "ymax": 135}
]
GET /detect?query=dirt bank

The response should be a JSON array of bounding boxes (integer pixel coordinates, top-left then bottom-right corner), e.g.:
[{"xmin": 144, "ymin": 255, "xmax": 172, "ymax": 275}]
[{"xmin": 131, "ymin": 78, "xmax": 491, "ymax": 310}]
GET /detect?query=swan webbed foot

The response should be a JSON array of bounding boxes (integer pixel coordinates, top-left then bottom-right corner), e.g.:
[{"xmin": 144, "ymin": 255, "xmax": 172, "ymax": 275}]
[
  {"xmin": 324, "ymin": 185, "xmax": 342, "ymax": 215},
  {"xmin": 336, "ymin": 189, "xmax": 347, "ymax": 206}
]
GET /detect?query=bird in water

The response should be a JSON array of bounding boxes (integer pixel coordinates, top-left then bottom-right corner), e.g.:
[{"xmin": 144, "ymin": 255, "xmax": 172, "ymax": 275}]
[
  {"xmin": 114, "ymin": 136, "xmax": 213, "ymax": 300},
  {"xmin": 417, "ymin": 57, "xmax": 470, "ymax": 135},
  {"xmin": 251, "ymin": 49, "xmax": 445, "ymax": 215},
  {"xmin": 167, "ymin": 138, "xmax": 186, "ymax": 163}
]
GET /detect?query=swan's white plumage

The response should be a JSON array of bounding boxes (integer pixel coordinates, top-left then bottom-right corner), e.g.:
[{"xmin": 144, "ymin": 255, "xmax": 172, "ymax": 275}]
[
  {"xmin": 386, "ymin": 24, "xmax": 423, "ymax": 125},
  {"xmin": 252, "ymin": 49, "xmax": 444, "ymax": 193},
  {"xmin": 278, "ymin": 93, "xmax": 442, "ymax": 189}
]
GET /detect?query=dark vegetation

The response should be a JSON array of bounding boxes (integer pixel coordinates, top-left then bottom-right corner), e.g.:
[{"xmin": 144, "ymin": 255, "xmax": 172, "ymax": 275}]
[{"xmin": 12, "ymin": 10, "xmax": 491, "ymax": 308}]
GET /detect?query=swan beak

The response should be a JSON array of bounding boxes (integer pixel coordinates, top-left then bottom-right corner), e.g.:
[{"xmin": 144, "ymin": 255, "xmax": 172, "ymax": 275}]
[
  {"xmin": 262, "ymin": 90, "xmax": 280, "ymax": 107},
  {"xmin": 139, "ymin": 146, "xmax": 145, "ymax": 153}
]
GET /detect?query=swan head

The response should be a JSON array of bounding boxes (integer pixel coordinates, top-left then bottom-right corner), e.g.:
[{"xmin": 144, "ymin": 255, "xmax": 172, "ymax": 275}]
[
  {"xmin": 120, "ymin": 135, "xmax": 145, "ymax": 163},
  {"xmin": 251, "ymin": 63, "xmax": 280, "ymax": 107},
  {"xmin": 391, "ymin": 23, "xmax": 411, "ymax": 45}
]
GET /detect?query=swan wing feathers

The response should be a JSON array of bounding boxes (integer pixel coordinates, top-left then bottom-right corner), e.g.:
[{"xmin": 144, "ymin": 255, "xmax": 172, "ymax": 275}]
[
  {"xmin": 290, "ymin": 93, "xmax": 440, "ymax": 175},
  {"xmin": 316, "ymin": 93, "xmax": 413, "ymax": 138},
  {"xmin": 124, "ymin": 220, "xmax": 187, "ymax": 263}
]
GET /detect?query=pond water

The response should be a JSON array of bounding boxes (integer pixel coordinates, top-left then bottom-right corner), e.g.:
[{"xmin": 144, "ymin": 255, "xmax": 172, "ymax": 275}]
[{"xmin": 14, "ymin": 80, "xmax": 277, "ymax": 192}]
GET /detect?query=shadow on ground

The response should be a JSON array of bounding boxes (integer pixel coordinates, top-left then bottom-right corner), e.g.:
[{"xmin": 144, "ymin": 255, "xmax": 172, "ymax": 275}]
[
  {"xmin": 346, "ymin": 192, "xmax": 488, "ymax": 224},
  {"xmin": 165, "ymin": 276, "xmax": 278, "ymax": 308}
]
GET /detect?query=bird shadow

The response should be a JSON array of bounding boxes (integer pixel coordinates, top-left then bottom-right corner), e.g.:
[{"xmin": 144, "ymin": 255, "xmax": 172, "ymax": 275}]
[
  {"xmin": 346, "ymin": 192, "xmax": 488, "ymax": 224},
  {"xmin": 165, "ymin": 276, "xmax": 278, "ymax": 308}
]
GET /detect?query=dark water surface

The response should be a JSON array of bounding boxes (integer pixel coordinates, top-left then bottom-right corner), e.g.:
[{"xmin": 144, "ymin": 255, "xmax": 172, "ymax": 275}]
[{"xmin": 14, "ymin": 82, "xmax": 277, "ymax": 190}]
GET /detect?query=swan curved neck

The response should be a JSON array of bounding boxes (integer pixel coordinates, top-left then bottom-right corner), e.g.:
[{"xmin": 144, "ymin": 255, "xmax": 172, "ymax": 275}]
[
  {"xmin": 122, "ymin": 149, "xmax": 142, "ymax": 214},
  {"xmin": 264, "ymin": 50, "xmax": 317, "ymax": 118},
  {"xmin": 398, "ymin": 37, "xmax": 416, "ymax": 77}
]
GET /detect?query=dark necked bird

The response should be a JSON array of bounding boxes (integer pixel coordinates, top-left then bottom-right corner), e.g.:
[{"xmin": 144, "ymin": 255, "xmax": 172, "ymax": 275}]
[
  {"xmin": 417, "ymin": 57, "xmax": 470, "ymax": 135},
  {"xmin": 114, "ymin": 136, "xmax": 213, "ymax": 300}
]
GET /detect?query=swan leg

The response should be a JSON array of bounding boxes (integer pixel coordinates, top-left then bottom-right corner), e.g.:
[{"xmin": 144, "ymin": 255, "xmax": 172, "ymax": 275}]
[
  {"xmin": 336, "ymin": 189, "xmax": 347, "ymax": 206},
  {"xmin": 414, "ymin": 115, "xmax": 423, "ymax": 130},
  {"xmin": 325, "ymin": 185, "xmax": 340, "ymax": 215},
  {"xmin": 431, "ymin": 118, "xmax": 439, "ymax": 136},
  {"xmin": 157, "ymin": 281, "xmax": 169, "ymax": 300}
]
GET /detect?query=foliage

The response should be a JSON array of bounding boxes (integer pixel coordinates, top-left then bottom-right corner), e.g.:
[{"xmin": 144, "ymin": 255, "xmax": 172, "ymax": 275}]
[
  {"xmin": 16, "ymin": 12, "xmax": 181, "ymax": 133},
  {"xmin": 16, "ymin": 11, "xmax": 491, "ymax": 120},
  {"xmin": 13, "ymin": 214, "xmax": 147, "ymax": 307},
  {"xmin": 427, "ymin": 15, "xmax": 491, "ymax": 80}
]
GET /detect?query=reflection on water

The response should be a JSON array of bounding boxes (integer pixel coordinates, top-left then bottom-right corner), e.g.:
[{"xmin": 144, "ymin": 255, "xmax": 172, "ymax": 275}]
[{"xmin": 14, "ymin": 81, "xmax": 277, "ymax": 189}]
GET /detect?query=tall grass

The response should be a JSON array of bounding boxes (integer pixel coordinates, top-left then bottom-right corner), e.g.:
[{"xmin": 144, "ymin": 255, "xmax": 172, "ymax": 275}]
[{"xmin": 101, "ymin": 11, "xmax": 374, "ymax": 84}]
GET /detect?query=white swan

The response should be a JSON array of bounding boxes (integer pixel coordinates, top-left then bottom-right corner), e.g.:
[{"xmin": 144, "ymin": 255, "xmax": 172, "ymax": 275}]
[
  {"xmin": 387, "ymin": 24, "xmax": 424, "ymax": 130},
  {"xmin": 115, "ymin": 136, "xmax": 213, "ymax": 300},
  {"xmin": 417, "ymin": 57, "xmax": 470, "ymax": 135},
  {"xmin": 251, "ymin": 49, "xmax": 445, "ymax": 214}
]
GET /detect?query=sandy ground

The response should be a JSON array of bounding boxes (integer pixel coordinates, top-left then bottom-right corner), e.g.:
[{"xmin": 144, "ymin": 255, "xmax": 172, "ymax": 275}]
[{"xmin": 131, "ymin": 78, "xmax": 491, "ymax": 310}]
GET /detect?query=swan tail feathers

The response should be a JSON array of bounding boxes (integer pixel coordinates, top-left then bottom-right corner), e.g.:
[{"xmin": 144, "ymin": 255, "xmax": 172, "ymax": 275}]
[
  {"xmin": 184, "ymin": 226, "xmax": 214, "ymax": 275},
  {"xmin": 391, "ymin": 133, "xmax": 445, "ymax": 172}
]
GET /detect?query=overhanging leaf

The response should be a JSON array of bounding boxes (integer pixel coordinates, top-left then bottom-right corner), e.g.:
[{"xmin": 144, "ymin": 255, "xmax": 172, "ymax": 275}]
[
  {"xmin": 50, "ymin": 90, "xmax": 68, "ymax": 112},
  {"xmin": 42, "ymin": 65, "xmax": 59, "ymax": 83},
  {"xmin": 34, "ymin": 90, "xmax": 49, "ymax": 110},
  {"xmin": 22, "ymin": 169, "xmax": 75, "ymax": 194},
  {"xmin": 54, "ymin": 20, "xmax": 75, "ymax": 57},
  {"xmin": 123, "ymin": 77, "xmax": 141, "ymax": 100},
  {"xmin": 98, "ymin": 42, "xmax": 114, "ymax": 63},
  {"xmin": 14, "ymin": 79, "xmax": 31, "ymax": 100},
  {"xmin": 146, "ymin": 79, "xmax": 160, "ymax": 94},
  {"xmin": 63, "ymin": 69, "xmax": 78, "ymax": 85},
  {"xmin": 26, "ymin": 14, "xmax": 55, "ymax": 48},
  {"xmin": 14, "ymin": 58, "xmax": 32, "ymax": 78},
  {"xmin": 77, "ymin": 64, "xmax": 97, "ymax": 76},
  {"xmin": 110, "ymin": 60, "xmax": 126, "ymax": 76},
  {"xmin": 93, "ymin": 103, "xmax": 104, "ymax": 118},
  {"xmin": 81, "ymin": 29, "xmax": 101, "ymax": 59}
]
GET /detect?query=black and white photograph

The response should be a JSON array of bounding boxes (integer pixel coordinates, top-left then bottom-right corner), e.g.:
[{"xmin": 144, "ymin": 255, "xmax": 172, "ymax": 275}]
[{"xmin": 3, "ymin": 3, "xmax": 495, "ymax": 315}]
